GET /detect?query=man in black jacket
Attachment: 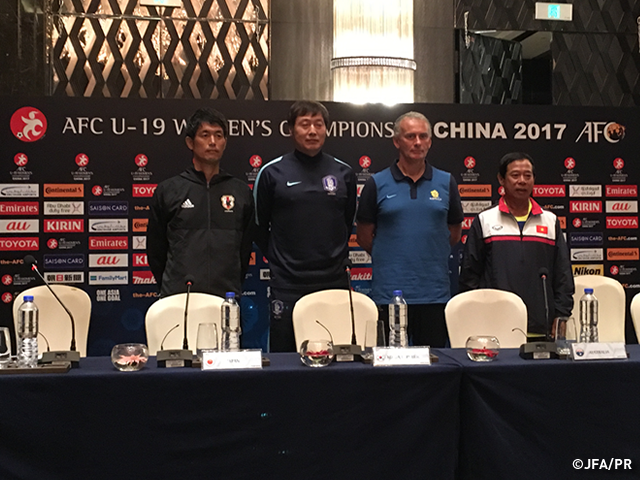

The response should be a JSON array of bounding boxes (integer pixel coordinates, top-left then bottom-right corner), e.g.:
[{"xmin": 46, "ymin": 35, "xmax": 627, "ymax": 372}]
[
  {"xmin": 148, "ymin": 108, "xmax": 254, "ymax": 298},
  {"xmin": 254, "ymin": 101, "xmax": 357, "ymax": 352}
]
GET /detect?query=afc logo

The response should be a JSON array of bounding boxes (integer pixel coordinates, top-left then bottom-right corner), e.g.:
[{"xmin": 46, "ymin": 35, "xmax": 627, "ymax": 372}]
[
  {"xmin": 76, "ymin": 153, "xmax": 89, "ymax": 167},
  {"xmin": 464, "ymin": 156, "xmax": 476, "ymax": 169},
  {"xmin": 359, "ymin": 156, "xmax": 372, "ymax": 169},
  {"xmin": 250, "ymin": 155, "xmax": 262, "ymax": 168},
  {"xmin": 614, "ymin": 158, "xmax": 624, "ymax": 171},
  {"xmin": 10, "ymin": 107, "xmax": 48, "ymax": 142},
  {"xmin": 14, "ymin": 153, "xmax": 28, "ymax": 167},
  {"xmin": 135, "ymin": 154, "xmax": 148, "ymax": 168},
  {"xmin": 564, "ymin": 157, "xmax": 576, "ymax": 170}
]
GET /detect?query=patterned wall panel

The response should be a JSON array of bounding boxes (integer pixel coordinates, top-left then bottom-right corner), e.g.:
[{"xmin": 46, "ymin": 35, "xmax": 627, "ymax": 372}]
[
  {"xmin": 455, "ymin": 0, "xmax": 640, "ymax": 34},
  {"xmin": 47, "ymin": 0, "xmax": 269, "ymax": 98},
  {"xmin": 458, "ymin": 31, "xmax": 523, "ymax": 104},
  {"xmin": 553, "ymin": 32, "xmax": 640, "ymax": 106}
]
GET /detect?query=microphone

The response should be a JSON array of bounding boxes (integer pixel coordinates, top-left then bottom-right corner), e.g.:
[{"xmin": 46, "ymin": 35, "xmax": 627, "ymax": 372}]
[
  {"xmin": 24, "ymin": 255, "xmax": 80, "ymax": 367},
  {"xmin": 156, "ymin": 275, "xmax": 195, "ymax": 368},
  {"xmin": 519, "ymin": 267, "xmax": 558, "ymax": 360},
  {"xmin": 539, "ymin": 267, "xmax": 551, "ymax": 339},
  {"xmin": 333, "ymin": 259, "xmax": 363, "ymax": 362}
]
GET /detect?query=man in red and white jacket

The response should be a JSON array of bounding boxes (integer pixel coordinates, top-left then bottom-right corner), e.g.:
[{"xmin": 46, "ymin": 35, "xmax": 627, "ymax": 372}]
[{"xmin": 459, "ymin": 152, "xmax": 574, "ymax": 337}]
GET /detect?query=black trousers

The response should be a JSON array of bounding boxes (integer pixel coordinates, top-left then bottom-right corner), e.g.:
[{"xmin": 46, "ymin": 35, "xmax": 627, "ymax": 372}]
[
  {"xmin": 268, "ymin": 288, "xmax": 305, "ymax": 353},
  {"xmin": 376, "ymin": 303, "xmax": 449, "ymax": 348}
]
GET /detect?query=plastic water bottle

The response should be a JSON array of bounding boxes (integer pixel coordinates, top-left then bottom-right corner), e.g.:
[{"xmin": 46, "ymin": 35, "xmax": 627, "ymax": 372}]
[
  {"xmin": 18, "ymin": 295, "xmax": 39, "ymax": 368},
  {"xmin": 220, "ymin": 292, "xmax": 241, "ymax": 351},
  {"xmin": 579, "ymin": 288, "xmax": 598, "ymax": 343},
  {"xmin": 388, "ymin": 290, "xmax": 408, "ymax": 348}
]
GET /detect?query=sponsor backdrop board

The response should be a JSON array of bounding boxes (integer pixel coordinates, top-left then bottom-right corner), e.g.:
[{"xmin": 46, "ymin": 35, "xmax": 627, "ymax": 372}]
[{"xmin": 1, "ymin": 98, "xmax": 638, "ymax": 353}]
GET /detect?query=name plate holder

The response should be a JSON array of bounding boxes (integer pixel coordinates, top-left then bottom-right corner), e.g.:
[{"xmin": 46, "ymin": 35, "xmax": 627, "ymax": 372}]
[
  {"xmin": 201, "ymin": 349, "xmax": 263, "ymax": 370},
  {"xmin": 372, "ymin": 346, "xmax": 431, "ymax": 367},
  {"xmin": 571, "ymin": 342, "xmax": 628, "ymax": 361}
]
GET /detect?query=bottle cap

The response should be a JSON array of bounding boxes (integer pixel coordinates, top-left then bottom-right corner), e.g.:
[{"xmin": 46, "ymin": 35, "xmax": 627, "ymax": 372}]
[
  {"xmin": 584, "ymin": 288, "xmax": 594, "ymax": 294},
  {"xmin": 225, "ymin": 292, "xmax": 235, "ymax": 299},
  {"xmin": 393, "ymin": 290, "xmax": 403, "ymax": 296},
  {"xmin": 23, "ymin": 295, "xmax": 34, "ymax": 302}
]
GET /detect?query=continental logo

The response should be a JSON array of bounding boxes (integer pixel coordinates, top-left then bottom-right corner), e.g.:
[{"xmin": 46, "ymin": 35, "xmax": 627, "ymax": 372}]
[
  {"xmin": 132, "ymin": 218, "xmax": 148, "ymax": 232},
  {"xmin": 572, "ymin": 264, "xmax": 604, "ymax": 276},
  {"xmin": 607, "ymin": 248, "xmax": 640, "ymax": 261},
  {"xmin": 349, "ymin": 234, "xmax": 358, "ymax": 248},
  {"xmin": 44, "ymin": 184, "xmax": 84, "ymax": 197},
  {"xmin": 458, "ymin": 185, "xmax": 492, "ymax": 197},
  {"xmin": 558, "ymin": 216, "xmax": 566, "ymax": 229}
]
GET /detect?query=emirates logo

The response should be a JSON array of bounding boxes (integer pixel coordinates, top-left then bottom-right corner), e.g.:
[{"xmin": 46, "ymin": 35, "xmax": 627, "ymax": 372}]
[
  {"xmin": 14, "ymin": 153, "xmax": 28, "ymax": 166},
  {"xmin": 10, "ymin": 107, "xmax": 47, "ymax": 142}
]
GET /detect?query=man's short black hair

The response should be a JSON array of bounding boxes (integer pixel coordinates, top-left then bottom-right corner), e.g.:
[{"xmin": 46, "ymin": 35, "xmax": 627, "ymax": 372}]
[
  {"xmin": 185, "ymin": 108, "xmax": 228, "ymax": 139},
  {"xmin": 498, "ymin": 152, "xmax": 536, "ymax": 178},
  {"xmin": 287, "ymin": 100, "xmax": 330, "ymax": 128}
]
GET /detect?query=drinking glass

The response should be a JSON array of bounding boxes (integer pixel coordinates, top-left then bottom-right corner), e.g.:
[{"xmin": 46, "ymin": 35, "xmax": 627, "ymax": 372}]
[
  {"xmin": 299, "ymin": 339, "xmax": 334, "ymax": 367},
  {"xmin": 555, "ymin": 316, "xmax": 576, "ymax": 357},
  {"xmin": 196, "ymin": 323, "xmax": 219, "ymax": 360},
  {"xmin": 362, "ymin": 321, "xmax": 377, "ymax": 361},
  {"xmin": 0, "ymin": 327, "xmax": 11, "ymax": 368},
  {"xmin": 466, "ymin": 335, "xmax": 500, "ymax": 362}
]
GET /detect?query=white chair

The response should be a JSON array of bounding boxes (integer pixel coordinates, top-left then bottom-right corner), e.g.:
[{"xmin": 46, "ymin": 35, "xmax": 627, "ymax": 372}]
[
  {"xmin": 630, "ymin": 293, "xmax": 640, "ymax": 341},
  {"xmin": 292, "ymin": 289, "xmax": 378, "ymax": 351},
  {"xmin": 445, "ymin": 289, "xmax": 528, "ymax": 348},
  {"xmin": 571, "ymin": 275, "xmax": 625, "ymax": 343},
  {"xmin": 12, "ymin": 285, "xmax": 91, "ymax": 357},
  {"xmin": 145, "ymin": 293, "xmax": 225, "ymax": 353}
]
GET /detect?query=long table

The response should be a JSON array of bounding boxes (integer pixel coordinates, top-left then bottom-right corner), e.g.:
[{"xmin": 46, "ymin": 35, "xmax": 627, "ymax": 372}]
[
  {"xmin": 2, "ymin": 347, "xmax": 639, "ymax": 480},
  {"xmin": 442, "ymin": 347, "xmax": 640, "ymax": 480},
  {"xmin": 0, "ymin": 353, "xmax": 462, "ymax": 480}
]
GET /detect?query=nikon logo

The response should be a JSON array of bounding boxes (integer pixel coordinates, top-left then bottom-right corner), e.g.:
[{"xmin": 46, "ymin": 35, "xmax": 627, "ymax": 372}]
[{"xmin": 572, "ymin": 264, "xmax": 603, "ymax": 276}]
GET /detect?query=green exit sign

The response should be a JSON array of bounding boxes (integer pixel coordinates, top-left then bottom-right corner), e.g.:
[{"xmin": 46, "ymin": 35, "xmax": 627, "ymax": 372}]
[{"xmin": 535, "ymin": 2, "xmax": 573, "ymax": 21}]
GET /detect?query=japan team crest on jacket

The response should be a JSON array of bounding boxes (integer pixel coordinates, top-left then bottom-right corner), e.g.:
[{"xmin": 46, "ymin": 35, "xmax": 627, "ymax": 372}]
[{"xmin": 221, "ymin": 195, "xmax": 235, "ymax": 211}]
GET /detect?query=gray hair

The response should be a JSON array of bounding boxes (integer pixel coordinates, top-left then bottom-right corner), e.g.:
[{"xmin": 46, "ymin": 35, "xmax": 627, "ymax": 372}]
[{"xmin": 393, "ymin": 111, "xmax": 432, "ymax": 138}]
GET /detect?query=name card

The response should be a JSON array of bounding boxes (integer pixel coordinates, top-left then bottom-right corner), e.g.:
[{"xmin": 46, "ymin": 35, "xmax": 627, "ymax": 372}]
[
  {"xmin": 372, "ymin": 347, "xmax": 431, "ymax": 367},
  {"xmin": 201, "ymin": 350, "xmax": 263, "ymax": 370},
  {"xmin": 571, "ymin": 342, "xmax": 627, "ymax": 361}
]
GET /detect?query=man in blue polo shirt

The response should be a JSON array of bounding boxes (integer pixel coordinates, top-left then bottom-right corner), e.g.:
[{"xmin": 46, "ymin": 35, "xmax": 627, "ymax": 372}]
[{"xmin": 356, "ymin": 112, "xmax": 463, "ymax": 347}]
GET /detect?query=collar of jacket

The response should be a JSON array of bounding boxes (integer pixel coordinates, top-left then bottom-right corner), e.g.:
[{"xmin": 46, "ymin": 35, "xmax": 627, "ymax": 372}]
[
  {"xmin": 498, "ymin": 196, "xmax": 544, "ymax": 215},
  {"xmin": 180, "ymin": 165, "xmax": 233, "ymax": 186}
]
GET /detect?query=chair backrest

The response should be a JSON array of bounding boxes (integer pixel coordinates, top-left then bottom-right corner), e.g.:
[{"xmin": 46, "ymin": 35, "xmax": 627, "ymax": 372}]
[
  {"xmin": 292, "ymin": 289, "xmax": 378, "ymax": 351},
  {"xmin": 145, "ymin": 293, "xmax": 225, "ymax": 353},
  {"xmin": 571, "ymin": 275, "xmax": 625, "ymax": 343},
  {"xmin": 630, "ymin": 293, "xmax": 640, "ymax": 341},
  {"xmin": 445, "ymin": 289, "xmax": 528, "ymax": 348},
  {"xmin": 12, "ymin": 285, "xmax": 92, "ymax": 357}
]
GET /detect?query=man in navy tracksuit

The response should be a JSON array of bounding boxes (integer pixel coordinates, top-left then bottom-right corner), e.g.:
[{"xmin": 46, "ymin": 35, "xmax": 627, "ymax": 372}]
[
  {"xmin": 148, "ymin": 108, "xmax": 254, "ymax": 298},
  {"xmin": 357, "ymin": 112, "xmax": 463, "ymax": 347},
  {"xmin": 459, "ymin": 152, "xmax": 574, "ymax": 337},
  {"xmin": 254, "ymin": 101, "xmax": 357, "ymax": 352}
]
